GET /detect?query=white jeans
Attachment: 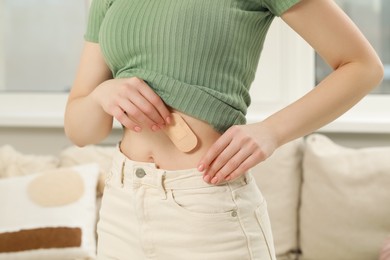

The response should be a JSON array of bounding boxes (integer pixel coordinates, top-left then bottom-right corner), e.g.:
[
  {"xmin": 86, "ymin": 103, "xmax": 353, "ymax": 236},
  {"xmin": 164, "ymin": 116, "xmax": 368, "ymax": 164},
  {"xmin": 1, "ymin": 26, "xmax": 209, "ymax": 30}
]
[{"xmin": 97, "ymin": 148, "xmax": 276, "ymax": 260}]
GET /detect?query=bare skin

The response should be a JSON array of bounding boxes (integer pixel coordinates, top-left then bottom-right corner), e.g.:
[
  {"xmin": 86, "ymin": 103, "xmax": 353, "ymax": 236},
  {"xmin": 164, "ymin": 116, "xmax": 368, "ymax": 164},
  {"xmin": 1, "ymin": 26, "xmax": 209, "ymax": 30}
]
[{"xmin": 65, "ymin": 0, "xmax": 383, "ymax": 185}]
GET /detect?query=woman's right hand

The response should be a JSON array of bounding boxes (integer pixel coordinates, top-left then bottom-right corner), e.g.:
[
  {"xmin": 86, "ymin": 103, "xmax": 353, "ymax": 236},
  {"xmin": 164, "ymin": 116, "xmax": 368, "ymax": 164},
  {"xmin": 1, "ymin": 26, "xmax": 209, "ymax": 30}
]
[{"xmin": 91, "ymin": 77, "xmax": 171, "ymax": 132}]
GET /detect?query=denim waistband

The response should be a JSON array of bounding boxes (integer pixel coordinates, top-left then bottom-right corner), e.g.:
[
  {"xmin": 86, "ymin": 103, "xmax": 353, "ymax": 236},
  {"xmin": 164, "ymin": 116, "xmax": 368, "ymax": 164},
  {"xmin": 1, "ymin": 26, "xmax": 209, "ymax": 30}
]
[{"xmin": 108, "ymin": 146, "xmax": 251, "ymax": 191}]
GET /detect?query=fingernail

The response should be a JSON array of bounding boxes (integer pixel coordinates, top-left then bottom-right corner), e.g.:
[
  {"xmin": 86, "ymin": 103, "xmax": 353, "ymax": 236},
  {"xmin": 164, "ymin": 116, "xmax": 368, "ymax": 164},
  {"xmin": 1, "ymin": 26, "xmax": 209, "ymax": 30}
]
[
  {"xmin": 134, "ymin": 126, "xmax": 142, "ymax": 132},
  {"xmin": 152, "ymin": 125, "xmax": 159, "ymax": 131},
  {"xmin": 198, "ymin": 164, "xmax": 204, "ymax": 172},
  {"xmin": 166, "ymin": 116, "xmax": 171, "ymax": 124},
  {"xmin": 203, "ymin": 175, "xmax": 210, "ymax": 183},
  {"xmin": 211, "ymin": 177, "xmax": 218, "ymax": 184}
]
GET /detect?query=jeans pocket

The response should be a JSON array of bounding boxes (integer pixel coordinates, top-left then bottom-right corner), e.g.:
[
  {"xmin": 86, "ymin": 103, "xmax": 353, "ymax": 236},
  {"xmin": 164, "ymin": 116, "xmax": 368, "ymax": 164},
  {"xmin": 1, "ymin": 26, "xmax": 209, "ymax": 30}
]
[
  {"xmin": 255, "ymin": 201, "xmax": 276, "ymax": 260},
  {"xmin": 168, "ymin": 185, "xmax": 238, "ymax": 219}
]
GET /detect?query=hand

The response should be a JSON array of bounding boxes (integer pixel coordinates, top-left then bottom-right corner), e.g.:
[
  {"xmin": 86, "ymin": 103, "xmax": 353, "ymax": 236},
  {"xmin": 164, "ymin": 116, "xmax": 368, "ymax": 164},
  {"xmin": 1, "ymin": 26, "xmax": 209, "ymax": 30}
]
[
  {"xmin": 198, "ymin": 124, "xmax": 278, "ymax": 185},
  {"xmin": 91, "ymin": 77, "xmax": 171, "ymax": 132}
]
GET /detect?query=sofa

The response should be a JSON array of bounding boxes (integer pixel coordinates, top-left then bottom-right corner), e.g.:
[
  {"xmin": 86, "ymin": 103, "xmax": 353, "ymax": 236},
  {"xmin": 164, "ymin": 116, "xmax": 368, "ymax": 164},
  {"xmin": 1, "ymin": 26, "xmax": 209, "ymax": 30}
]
[{"xmin": 0, "ymin": 134, "xmax": 389, "ymax": 260}]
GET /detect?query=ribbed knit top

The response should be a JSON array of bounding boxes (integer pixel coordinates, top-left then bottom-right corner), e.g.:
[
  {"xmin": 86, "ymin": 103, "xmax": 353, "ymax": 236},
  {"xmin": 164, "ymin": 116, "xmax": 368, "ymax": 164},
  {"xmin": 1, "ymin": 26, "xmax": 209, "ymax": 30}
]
[{"xmin": 85, "ymin": 0, "xmax": 300, "ymax": 133}]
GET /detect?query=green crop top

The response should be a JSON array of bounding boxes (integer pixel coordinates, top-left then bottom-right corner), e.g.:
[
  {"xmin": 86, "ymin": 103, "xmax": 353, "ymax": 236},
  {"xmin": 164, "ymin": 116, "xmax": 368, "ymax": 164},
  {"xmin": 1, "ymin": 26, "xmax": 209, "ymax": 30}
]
[{"xmin": 85, "ymin": 0, "xmax": 301, "ymax": 133}]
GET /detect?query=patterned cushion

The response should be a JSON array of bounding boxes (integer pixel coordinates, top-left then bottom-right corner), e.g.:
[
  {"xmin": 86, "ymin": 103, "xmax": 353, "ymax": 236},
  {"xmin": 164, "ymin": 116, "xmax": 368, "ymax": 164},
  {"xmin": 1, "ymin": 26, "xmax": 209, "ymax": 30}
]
[{"xmin": 0, "ymin": 164, "xmax": 99, "ymax": 260}]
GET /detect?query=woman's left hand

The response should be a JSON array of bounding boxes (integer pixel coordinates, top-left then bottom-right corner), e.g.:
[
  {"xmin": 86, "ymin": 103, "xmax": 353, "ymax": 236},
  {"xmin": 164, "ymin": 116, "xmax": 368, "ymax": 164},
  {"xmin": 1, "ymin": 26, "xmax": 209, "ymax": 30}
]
[{"xmin": 198, "ymin": 123, "xmax": 278, "ymax": 185}]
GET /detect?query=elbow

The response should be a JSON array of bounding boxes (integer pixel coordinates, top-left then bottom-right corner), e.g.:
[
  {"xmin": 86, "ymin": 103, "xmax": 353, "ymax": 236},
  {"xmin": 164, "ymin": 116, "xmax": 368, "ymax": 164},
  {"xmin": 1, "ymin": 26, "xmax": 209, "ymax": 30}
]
[
  {"xmin": 64, "ymin": 121, "xmax": 112, "ymax": 147},
  {"xmin": 363, "ymin": 55, "xmax": 385, "ymax": 90},
  {"xmin": 64, "ymin": 129, "xmax": 104, "ymax": 147},
  {"xmin": 64, "ymin": 125, "xmax": 89, "ymax": 148},
  {"xmin": 335, "ymin": 52, "xmax": 384, "ymax": 92},
  {"xmin": 64, "ymin": 98, "xmax": 113, "ymax": 146},
  {"xmin": 347, "ymin": 56, "xmax": 385, "ymax": 93},
  {"xmin": 367, "ymin": 57, "xmax": 385, "ymax": 88},
  {"xmin": 64, "ymin": 118, "xmax": 96, "ymax": 147}
]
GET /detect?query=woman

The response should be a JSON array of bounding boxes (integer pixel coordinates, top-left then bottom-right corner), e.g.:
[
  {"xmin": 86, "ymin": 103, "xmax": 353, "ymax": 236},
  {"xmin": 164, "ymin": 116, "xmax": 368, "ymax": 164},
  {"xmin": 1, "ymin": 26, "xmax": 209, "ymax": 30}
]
[{"xmin": 65, "ymin": 0, "xmax": 383, "ymax": 259}]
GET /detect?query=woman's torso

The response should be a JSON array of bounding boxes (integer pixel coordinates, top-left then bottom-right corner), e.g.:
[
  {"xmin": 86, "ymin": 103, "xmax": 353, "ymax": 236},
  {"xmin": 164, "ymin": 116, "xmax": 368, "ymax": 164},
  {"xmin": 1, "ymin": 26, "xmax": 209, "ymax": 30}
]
[{"xmin": 120, "ymin": 109, "xmax": 221, "ymax": 170}]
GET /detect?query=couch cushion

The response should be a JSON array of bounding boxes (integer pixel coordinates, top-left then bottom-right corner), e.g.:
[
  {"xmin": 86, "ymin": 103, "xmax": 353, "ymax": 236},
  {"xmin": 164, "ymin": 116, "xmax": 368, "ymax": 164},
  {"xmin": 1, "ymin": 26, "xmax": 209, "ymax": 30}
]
[
  {"xmin": 300, "ymin": 134, "xmax": 390, "ymax": 260},
  {"xmin": 0, "ymin": 164, "xmax": 99, "ymax": 260},
  {"xmin": 252, "ymin": 138, "xmax": 304, "ymax": 259},
  {"xmin": 0, "ymin": 145, "xmax": 59, "ymax": 178}
]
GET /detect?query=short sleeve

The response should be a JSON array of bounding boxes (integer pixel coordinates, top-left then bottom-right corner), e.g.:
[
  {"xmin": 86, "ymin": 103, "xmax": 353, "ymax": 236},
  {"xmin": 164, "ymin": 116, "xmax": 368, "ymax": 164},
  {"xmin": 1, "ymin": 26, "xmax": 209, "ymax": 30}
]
[
  {"xmin": 84, "ymin": 0, "xmax": 112, "ymax": 43},
  {"xmin": 262, "ymin": 0, "xmax": 301, "ymax": 17}
]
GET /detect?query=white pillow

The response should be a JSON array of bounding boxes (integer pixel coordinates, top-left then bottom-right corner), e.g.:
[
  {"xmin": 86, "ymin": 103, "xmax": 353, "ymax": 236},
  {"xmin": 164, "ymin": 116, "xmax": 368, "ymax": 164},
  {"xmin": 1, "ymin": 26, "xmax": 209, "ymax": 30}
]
[
  {"xmin": 300, "ymin": 134, "xmax": 390, "ymax": 260},
  {"xmin": 0, "ymin": 164, "xmax": 99, "ymax": 260},
  {"xmin": 252, "ymin": 138, "xmax": 304, "ymax": 259}
]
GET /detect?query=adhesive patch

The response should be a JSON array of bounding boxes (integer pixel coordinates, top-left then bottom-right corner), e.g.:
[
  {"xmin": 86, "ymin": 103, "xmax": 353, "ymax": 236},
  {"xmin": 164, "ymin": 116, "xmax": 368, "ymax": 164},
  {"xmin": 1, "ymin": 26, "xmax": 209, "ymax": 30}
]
[
  {"xmin": 27, "ymin": 169, "xmax": 85, "ymax": 207},
  {"xmin": 164, "ymin": 113, "xmax": 198, "ymax": 153}
]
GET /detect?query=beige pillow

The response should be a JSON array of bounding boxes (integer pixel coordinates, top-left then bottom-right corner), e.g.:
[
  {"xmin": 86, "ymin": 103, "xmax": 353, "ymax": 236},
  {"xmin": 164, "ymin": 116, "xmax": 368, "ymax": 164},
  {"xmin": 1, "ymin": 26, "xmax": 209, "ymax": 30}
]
[
  {"xmin": 300, "ymin": 134, "xmax": 390, "ymax": 260},
  {"xmin": 252, "ymin": 138, "xmax": 304, "ymax": 259}
]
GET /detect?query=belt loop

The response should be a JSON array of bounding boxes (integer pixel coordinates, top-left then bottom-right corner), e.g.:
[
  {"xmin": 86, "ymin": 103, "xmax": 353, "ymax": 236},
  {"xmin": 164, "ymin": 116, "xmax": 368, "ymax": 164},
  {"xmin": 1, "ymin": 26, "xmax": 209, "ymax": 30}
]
[
  {"xmin": 244, "ymin": 171, "xmax": 252, "ymax": 184},
  {"xmin": 158, "ymin": 172, "xmax": 167, "ymax": 200},
  {"xmin": 228, "ymin": 173, "xmax": 247, "ymax": 191},
  {"xmin": 120, "ymin": 158, "xmax": 126, "ymax": 188},
  {"xmin": 238, "ymin": 173, "xmax": 248, "ymax": 187}
]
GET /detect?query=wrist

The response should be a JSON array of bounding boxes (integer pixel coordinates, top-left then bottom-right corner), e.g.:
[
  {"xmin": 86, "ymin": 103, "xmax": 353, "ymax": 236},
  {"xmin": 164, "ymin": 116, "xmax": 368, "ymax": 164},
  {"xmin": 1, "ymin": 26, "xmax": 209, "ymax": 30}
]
[{"xmin": 255, "ymin": 119, "xmax": 284, "ymax": 149}]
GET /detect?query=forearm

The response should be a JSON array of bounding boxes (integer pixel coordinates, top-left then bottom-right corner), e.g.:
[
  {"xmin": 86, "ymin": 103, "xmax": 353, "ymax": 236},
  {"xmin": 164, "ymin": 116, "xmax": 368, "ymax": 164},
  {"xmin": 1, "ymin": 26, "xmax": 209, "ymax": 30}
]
[
  {"xmin": 262, "ymin": 60, "xmax": 384, "ymax": 147},
  {"xmin": 64, "ymin": 94, "xmax": 113, "ymax": 146}
]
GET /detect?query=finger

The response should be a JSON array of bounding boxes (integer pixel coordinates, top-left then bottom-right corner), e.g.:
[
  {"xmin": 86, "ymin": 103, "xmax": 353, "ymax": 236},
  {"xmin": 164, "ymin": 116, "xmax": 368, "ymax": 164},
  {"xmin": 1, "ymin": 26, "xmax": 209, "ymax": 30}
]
[
  {"xmin": 198, "ymin": 132, "xmax": 233, "ymax": 173},
  {"xmin": 119, "ymin": 99, "xmax": 158, "ymax": 130},
  {"xmin": 210, "ymin": 148, "xmax": 252, "ymax": 184},
  {"xmin": 203, "ymin": 141, "xmax": 241, "ymax": 182},
  {"xmin": 112, "ymin": 107, "xmax": 141, "ymax": 132},
  {"xmin": 224, "ymin": 154, "xmax": 260, "ymax": 182},
  {"xmin": 225, "ymin": 147, "xmax": 268, "ymax": 182},
  {"xmin": 138, "ymin": 81, "xmax": 171, "ymax": 124},
  {"xmin": 133, "ymin": 93, "xmax": 165, "ymax": 127}
]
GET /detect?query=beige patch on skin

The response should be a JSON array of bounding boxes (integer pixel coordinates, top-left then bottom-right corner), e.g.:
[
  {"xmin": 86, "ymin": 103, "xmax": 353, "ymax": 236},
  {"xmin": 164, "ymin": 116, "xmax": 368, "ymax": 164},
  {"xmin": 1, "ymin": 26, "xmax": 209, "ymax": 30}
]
[
  {"xmin": 163, "ymin": 112, "xmax": 198, "ymax": 153},
  {"xmin": 27, "ymin": 169, "xmax": 84, "ymax": 207}
]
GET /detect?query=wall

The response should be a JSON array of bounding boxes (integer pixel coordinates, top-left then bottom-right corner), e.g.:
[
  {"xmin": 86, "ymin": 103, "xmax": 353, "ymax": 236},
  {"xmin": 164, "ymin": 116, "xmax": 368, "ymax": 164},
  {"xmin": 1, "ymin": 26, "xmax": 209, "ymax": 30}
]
[{"xmin": 0, "ymin": 127, "xmax": 121, "ymax": 155}]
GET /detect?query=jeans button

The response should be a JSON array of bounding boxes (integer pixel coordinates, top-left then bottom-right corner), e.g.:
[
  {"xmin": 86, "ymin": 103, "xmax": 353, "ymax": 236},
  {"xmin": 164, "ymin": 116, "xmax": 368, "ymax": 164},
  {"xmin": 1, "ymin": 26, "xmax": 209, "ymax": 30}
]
[{"xmin": 135, "ymin": 168, "xmax": 146, "ymax": 178}]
